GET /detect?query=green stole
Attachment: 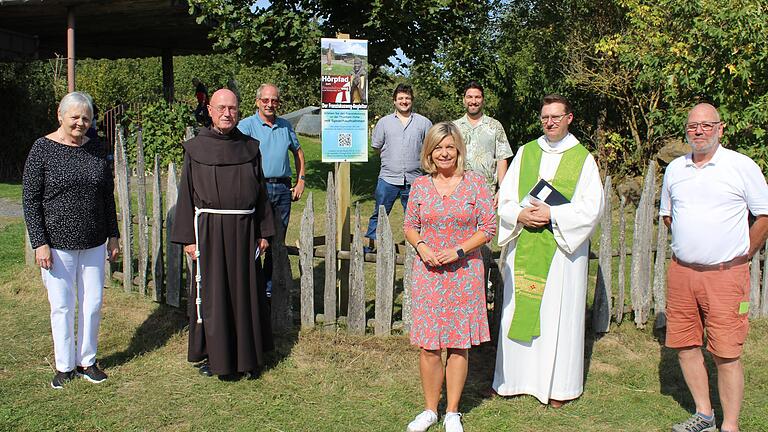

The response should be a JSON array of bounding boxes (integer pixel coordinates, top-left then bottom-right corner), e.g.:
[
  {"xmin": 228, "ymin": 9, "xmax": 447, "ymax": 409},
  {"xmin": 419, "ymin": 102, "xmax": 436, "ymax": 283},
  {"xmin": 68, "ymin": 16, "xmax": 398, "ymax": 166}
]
[{"xmin": 507, "ymin": 140, "xmax": 589, "ymax": 343}]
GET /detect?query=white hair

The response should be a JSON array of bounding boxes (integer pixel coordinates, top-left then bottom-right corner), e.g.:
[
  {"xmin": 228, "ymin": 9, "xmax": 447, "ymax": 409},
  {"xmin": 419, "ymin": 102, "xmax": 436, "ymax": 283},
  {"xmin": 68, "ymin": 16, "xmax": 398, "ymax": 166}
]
[
  {"xmin": 58, "ymin": 91, "xmax": 94, "ymax": 118},
  {"xmin": 256, "ymin": 83, "xmax": 280, "ymax": 99}
]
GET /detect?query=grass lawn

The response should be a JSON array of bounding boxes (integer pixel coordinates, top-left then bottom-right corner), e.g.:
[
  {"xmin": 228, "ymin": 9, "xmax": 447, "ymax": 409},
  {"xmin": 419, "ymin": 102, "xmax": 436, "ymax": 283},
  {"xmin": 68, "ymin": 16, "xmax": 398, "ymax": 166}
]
[
  {"xmin": 2, "ymin": 139, "xmax": 768, "ymax": 431},
  {"xmin": 0, "ymin": 181, "xmax": 22, "ymax": 202}
]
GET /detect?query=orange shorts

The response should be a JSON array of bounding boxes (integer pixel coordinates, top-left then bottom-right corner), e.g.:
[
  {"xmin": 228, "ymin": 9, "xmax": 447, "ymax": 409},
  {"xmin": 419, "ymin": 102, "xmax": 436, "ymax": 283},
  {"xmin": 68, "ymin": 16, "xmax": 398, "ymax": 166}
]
[{"xmin": 665, "ymin": 259, "xmax": 750, "ymax": 358}]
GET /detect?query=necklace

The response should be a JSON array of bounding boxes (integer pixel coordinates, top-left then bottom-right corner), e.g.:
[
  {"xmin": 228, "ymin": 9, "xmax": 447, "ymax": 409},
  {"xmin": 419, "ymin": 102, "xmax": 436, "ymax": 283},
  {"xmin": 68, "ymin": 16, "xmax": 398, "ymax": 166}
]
[{"xmin": 57, "ymin": 130, "xmax": 83, "ymax": 147}]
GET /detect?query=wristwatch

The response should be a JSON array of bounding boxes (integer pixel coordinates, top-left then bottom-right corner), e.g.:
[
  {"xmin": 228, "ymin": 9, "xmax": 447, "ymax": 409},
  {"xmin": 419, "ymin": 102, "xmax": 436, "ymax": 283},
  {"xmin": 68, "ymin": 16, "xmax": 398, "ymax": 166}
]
[
  {"xmin": 299, "ymin": 175, "xmax": 306, "ymax": 180},
  {"xmin": 456, "ymin": 248, "xmax": 466, "ymax": 259}
]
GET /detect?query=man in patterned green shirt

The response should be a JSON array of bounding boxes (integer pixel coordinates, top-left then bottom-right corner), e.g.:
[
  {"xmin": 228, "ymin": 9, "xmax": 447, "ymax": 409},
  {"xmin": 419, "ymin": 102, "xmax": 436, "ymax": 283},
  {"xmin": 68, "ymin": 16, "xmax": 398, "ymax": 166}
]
[{"xmin": 453, "ymin": 81, "xmax": 514, "ymax": 207}]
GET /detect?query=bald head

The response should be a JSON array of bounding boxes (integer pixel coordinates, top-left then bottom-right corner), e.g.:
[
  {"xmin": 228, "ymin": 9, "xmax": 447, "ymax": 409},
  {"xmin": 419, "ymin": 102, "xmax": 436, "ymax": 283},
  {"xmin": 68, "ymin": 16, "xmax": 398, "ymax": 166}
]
[
  {"xmin": 687, "ymin": 103, "xmax": 720, "ymax": 123},
  {"xmin": 686, "ymin": 103, "xmax": 723, "ymax": 159},
  {"xmin": 210, "ymin": 89, "xmax": 238, "ymax": 107},
  {"xmin": 208, "ymin": 89, "xmax": 239, "ymax": 134}
]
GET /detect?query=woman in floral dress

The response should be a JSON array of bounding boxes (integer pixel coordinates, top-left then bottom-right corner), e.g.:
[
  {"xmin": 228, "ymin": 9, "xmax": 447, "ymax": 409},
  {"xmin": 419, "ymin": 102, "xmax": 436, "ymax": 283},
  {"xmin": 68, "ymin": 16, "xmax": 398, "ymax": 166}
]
[{"xmin": 403, "ymin": 122, "xmax": 497, "ymax": 432}]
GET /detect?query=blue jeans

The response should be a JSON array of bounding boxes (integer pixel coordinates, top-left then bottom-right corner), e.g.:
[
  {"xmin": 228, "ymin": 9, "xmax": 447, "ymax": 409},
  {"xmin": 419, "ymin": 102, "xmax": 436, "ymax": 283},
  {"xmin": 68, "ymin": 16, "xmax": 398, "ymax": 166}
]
[
  {"xmin": 365, "ymin": 178, "xmax": 411, "ymax": 240},
  {"xmin": 264, "ymin": 182, "xmax": 292, "ymax": 297}
]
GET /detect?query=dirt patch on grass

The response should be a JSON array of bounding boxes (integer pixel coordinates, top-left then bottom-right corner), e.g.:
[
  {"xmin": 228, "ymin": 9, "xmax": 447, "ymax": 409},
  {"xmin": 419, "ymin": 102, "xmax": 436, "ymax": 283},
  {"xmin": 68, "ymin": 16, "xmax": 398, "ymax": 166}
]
[{"xmin": 590, "ymin": 360, "xmax": 620, "ymax": 375}]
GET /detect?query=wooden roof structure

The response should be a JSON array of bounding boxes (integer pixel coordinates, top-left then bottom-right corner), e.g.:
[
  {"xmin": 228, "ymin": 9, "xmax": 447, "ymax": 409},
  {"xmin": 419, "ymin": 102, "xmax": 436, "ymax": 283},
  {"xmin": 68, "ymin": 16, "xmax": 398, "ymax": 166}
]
[{"xmin": 0, "ymin": 0, "xmax": 213, "ymax": 60}]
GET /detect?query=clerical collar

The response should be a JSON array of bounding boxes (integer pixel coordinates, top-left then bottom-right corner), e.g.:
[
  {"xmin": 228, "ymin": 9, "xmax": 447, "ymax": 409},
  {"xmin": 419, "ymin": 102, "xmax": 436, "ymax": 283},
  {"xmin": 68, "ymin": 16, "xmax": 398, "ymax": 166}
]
[{"xmin": 537, "ymin": 133, "xmax": 579, "ymax": 154}]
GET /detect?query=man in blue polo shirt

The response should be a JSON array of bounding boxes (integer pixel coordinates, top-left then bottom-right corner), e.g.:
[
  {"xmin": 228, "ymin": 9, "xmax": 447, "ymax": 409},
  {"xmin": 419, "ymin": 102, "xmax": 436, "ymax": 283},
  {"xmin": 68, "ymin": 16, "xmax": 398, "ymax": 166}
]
[
  {"xmin": 364, "ymin": 83, "xmax": 432, "ymax": 251},
  {"xmin": 238, "ymin": 83, "xmax": 306, "ymax": 297}
]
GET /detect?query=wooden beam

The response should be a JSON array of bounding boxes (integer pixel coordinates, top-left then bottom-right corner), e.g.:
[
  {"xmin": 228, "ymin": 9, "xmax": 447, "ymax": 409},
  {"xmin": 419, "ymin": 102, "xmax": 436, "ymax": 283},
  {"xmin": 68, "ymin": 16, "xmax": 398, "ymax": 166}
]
[{"xmin": 66, "ymin": 7, "xmax": 75, "ymax": 92}]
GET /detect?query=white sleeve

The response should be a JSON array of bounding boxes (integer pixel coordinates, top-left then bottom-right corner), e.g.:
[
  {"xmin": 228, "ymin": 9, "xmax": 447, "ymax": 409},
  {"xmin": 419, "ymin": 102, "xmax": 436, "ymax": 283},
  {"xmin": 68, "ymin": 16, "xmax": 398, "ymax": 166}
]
[
  {"xmin": 549, "ymin": 155, "xmax": 604, "ymax": 254},
  {"xmin": 742, "ymin": 157, "xmax": 768, "ymax": 216},
  {"xmin": 497, "ymin": 147, "xmax": 525, "ymax": 246}
]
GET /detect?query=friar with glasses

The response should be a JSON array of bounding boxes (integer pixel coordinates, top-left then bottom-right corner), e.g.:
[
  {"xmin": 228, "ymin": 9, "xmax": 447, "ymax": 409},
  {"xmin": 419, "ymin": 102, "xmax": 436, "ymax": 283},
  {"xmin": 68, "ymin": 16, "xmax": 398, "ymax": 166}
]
[
  {"xmin": 238, "ymin": 83, "xmax": 306, "ymax": 299},
  {"xmin": 171, "ymin": 89, "xmax": 276, "ymax": 380},
  {"xmin": 492, "ymin": 94, "xmax": 604, "ymax": 407},
  {"xmin": 661, "ymin": 103, "xmax": 768, "ymax": 432}
]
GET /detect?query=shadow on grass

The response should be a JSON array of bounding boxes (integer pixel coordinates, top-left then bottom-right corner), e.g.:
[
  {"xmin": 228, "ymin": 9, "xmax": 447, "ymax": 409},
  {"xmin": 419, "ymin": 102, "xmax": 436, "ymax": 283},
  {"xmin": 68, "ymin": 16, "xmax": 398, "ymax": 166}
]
[
  {"xmin": 657, "ymin": 334, "xmax": 722, "ymax": 419},
  {"xmin": 100, "ymin": 279, "xmax": 301, "ymax": 377},
  {"xmin": 583, "ymin": 318, "xmax": 600, "ymax": 388},
  {"xmin": 101, "ymin": 303, "xmax": 187, "ymax": 368},
  {"xmin": 462, "ymin": 341, "xmax": 497, "ymax": 413},
  {"xmin": 265, "ymin": 262, "xmax": 301, "ymax": 374}
]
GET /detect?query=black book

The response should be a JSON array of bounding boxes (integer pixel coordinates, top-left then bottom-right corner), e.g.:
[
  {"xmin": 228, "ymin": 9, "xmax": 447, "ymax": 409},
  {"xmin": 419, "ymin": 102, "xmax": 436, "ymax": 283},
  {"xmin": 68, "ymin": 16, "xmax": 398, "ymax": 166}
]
[
  {"xmin": 521, "ymin": 179, "xmax": 570, "ymax": 232},
  {"xmin": 525, "ymin": 179, "xmax": 570, "ymax": 207}
]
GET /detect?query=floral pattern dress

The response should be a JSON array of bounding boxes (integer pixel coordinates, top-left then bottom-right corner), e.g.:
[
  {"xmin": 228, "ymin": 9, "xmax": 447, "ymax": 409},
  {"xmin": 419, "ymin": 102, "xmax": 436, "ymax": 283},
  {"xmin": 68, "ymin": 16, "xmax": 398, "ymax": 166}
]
[{"xmin": 404, "ymin": 171, "xmax": 497, "ymax": 349}]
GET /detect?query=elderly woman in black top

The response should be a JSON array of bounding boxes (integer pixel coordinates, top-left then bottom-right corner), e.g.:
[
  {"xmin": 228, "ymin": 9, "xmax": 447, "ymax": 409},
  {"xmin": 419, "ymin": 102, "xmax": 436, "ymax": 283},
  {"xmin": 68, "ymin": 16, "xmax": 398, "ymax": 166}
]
[{"xmin": 22, "ymin": 91, "xmax": 120, "ymax": 389}]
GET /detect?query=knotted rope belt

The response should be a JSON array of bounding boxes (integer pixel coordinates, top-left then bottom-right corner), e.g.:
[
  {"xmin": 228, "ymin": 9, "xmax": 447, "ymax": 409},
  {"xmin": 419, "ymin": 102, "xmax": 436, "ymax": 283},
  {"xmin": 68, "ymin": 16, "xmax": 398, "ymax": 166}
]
[{"xmin": 193, "ymin": 206, "xmax": 256, "ymax": 324}]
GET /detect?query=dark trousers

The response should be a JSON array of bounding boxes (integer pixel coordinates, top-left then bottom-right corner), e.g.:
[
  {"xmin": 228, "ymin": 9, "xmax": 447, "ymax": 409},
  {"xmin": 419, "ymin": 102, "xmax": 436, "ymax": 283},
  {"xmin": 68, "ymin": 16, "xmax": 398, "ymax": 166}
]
[
  {"xmin": 264, "ymin": 182, "xmax": 292, "ymax": 296},
  {"xmin": 365, "ymin": 178, "xmax": 411, "ymax": 240}
]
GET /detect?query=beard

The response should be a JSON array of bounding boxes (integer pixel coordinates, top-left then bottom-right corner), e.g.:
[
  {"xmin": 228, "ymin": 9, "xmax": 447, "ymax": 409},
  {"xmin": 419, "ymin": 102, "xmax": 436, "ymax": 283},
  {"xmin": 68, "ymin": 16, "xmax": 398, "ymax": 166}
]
[{"xmin": 686, "ymin": 133, "xmax": 719, "ymax": 154}]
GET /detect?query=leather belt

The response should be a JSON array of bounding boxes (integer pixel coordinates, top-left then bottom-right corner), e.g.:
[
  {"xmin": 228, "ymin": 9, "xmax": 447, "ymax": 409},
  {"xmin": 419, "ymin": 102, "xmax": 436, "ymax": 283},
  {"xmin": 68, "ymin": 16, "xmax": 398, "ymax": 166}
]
[
  {"xmin": 265, "ymin": 177, "xmax": 291, "ymax": 184},
  {"xmin": 672, "ymin": 254, "xmax": 750, "ymax": 272}
]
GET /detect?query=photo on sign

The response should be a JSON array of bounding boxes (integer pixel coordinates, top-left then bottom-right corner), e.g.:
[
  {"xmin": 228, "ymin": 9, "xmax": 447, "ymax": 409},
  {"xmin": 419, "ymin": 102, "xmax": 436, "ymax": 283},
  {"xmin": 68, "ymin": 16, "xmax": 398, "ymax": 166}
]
[{"xmin": 321, "ymin": 38, "xmax": 367, "ymax": 107}]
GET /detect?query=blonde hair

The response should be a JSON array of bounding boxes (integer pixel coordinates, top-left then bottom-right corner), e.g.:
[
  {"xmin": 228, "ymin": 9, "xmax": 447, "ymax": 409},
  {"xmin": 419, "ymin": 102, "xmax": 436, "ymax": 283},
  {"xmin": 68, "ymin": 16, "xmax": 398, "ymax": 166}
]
[{"xmin": 420, "ymin": 122, "xmax": 466, "ymax": 175}]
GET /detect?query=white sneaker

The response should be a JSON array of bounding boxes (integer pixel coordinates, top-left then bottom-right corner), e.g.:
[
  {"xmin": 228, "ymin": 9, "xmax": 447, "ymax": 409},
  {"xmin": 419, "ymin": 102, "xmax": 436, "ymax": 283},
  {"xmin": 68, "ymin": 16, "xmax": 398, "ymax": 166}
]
[
  {"xmin": 443, "ymin": 412, "xmax": 463, "ymax": 432},
  {"xmin": 406, "ymin": 409, "xmax": 438, "ymax": 432}
]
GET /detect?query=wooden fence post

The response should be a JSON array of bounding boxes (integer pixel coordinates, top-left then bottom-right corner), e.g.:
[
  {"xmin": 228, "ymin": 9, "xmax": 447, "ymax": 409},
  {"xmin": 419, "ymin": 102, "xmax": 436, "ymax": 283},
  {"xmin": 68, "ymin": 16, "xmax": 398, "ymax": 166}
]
[
  {"xmin": 374, "ymin": 206, "xmax": 395, "ymax": 336},
  {"xmin": 151, "ymin": 155, "xmax": 164, "ymax": 302},
  {"xmin": 115, "ymin": 126, "xmax": 133, "ymax": 293},
  {"xmin": 652, "ymin": 216, "xmax": 669, "ymax": 329},
  {"xmin": 323, "ymin": 172, "xmax": 337, "ymax": 330},
  {"xmin": 299, "ymin": 192, "xmax": 315, "ymax": 329},
  {"xmin": 593, "ymin": 175, "xmax": 612, "ymax": 333},
  {"xmin": 749, "ymin": 252, "xmax": 761, "ymax": 319},
  {"xmin": 270, "ymin": 214, "xmax": 292, "ymax": 332},
  {"xmin": 615, "ymin": 195, "xmax": 627, "ymax": 324},
  {"xmin": 630, "ymin": 161, "xmax": 656, "ymax": 328},
  {"xmin": 348, "ymin": 204, "xmax": 366, "ymax": 335},
  {"xmin": 135, "ymin": 128, "xmax": 149, "ymax": 296},
  {"xmin": 24, "ymin": 228, "xmax": 34, "ymax": 267},
  {"xmin": 402, "ymin": 241, "xmax": 416, "ymax": 334},
  {"xmin": 165, "ymin": 161, "xmax": 182, "ymax": 307},
  {"xmin": 762, "ymin": 242, "xmax": 768, "ymax": 318}
]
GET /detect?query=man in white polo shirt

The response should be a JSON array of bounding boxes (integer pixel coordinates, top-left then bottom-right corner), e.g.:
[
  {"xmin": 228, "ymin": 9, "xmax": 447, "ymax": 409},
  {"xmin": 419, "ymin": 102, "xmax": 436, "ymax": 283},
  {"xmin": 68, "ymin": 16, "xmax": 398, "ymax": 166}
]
[{"xmin": 660, "ymin": 103, "xmax": 768, "ymax": 432}]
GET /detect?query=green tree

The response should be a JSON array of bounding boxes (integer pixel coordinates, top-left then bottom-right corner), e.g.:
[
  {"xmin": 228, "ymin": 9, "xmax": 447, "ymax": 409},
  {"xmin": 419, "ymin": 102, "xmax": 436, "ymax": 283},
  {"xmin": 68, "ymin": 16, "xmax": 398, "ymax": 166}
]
[
  {"xmin": 188, "ymin": 0, "xmax": 491, "ymax": 76},
  {"xmin": 0, "ymin": 61, "xmax": 58, "ymax": 179},
  {"xmin": 565, "ymin": 0, "xmax": 768, "ymax": 173}
]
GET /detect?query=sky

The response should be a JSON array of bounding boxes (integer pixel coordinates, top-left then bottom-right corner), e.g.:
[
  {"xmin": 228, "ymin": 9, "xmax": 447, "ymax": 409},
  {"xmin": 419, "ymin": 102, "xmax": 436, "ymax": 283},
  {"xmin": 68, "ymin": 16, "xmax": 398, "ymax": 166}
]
[{"xmin": 251, "ymin": 0, "xmax": 271, "ymax": 10}]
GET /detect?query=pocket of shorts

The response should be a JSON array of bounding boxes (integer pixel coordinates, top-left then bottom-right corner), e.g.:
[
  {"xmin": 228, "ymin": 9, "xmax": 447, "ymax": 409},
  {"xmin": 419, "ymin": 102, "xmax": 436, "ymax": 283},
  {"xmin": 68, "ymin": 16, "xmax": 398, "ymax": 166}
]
[{"xmin": 726, "ymin": 264, "xmax": 750, "ymax": 299}]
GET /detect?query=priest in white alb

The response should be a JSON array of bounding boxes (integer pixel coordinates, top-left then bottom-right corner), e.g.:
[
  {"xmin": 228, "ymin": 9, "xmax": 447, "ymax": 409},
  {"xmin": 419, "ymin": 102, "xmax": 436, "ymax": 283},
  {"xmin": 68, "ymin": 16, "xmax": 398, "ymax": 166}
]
[{"xmin": 492, "ymin": 94, "xmax": 604, "ymax": 407}]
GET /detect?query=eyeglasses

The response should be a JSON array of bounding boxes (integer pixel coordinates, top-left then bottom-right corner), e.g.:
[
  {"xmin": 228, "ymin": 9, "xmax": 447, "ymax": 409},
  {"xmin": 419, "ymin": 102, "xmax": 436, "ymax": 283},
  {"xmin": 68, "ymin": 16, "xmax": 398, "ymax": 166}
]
[
  {"xmin": 211, "ymin": 105, "xmax": 238, "ymax": 114},
  {"xmin": 259, "ymin": 98, "xmax": 280, "ymax": 105},
  {"xmin": 540, "ymin": 113, "xmax": 569, "ymax": 124},
  {"xmin": 686, "ymin": 121, "xmax": 720, "ymax": 132}
]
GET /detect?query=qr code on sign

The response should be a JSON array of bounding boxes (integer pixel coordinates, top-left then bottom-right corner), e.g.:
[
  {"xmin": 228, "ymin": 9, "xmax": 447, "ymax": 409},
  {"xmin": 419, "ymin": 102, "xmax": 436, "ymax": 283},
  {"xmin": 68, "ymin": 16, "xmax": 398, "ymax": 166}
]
[{"xmin": 337, "ymin": 133, "xmax": 352, "ymax": 147}]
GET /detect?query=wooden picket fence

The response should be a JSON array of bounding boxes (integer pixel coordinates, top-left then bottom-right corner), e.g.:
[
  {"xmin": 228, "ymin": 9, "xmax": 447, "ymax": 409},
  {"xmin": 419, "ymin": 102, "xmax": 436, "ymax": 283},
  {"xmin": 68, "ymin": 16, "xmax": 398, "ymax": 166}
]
[
  {"xmin": 592, "ymin": 161, "xmax": 768, "ymax": 333},
  {"xmin": 100, "ymin": 125, "xmax": 500, "ymax": 334},
  {"xmin": 290, "ymin": 172, "xmax": 513, "ymax": 337},
  {"xmin": 25, "ymin": 127, "xmax": 768, "ymax": 336}
]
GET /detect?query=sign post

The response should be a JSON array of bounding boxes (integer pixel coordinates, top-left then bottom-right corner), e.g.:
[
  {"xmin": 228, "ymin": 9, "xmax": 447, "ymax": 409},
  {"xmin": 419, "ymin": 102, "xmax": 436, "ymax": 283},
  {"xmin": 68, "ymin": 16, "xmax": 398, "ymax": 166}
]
[{"xmin": 321, "ymin": 35, "xmax": 368, "ymax": 312}]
